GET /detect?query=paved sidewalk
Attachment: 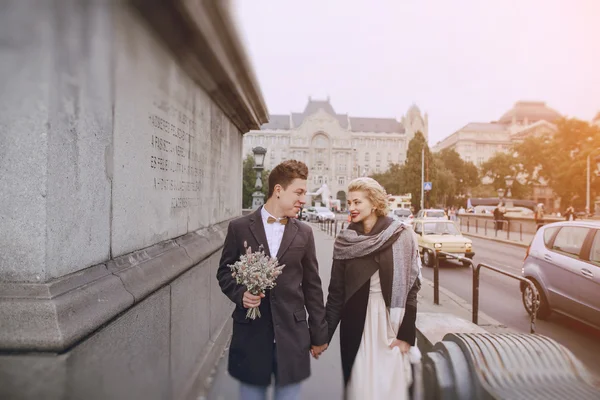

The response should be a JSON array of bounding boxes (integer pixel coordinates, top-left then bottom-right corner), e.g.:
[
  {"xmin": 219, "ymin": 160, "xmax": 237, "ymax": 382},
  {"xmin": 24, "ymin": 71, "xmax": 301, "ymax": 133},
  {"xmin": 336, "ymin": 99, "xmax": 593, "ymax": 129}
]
[{"xmin": 205, "ymin": 224, "xmax": 505, "ymax": 400}]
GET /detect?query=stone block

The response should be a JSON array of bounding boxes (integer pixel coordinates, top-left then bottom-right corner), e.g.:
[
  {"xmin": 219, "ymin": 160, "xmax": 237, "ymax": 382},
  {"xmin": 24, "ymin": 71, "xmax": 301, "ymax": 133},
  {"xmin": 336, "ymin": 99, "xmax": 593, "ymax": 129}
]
[
  {"xmin": 111, "ymin": 5, "xmax": 239, "ymax": 258},
  {"xmin": 0, "ymin": 266, "xmax": 133, "ymax": 351},
  {"xmin": 66, "ymin": 286, "xmax": 171, "ymax": 400},
  {"xmin": 0, "ymin": 353, "xmax": 67, "ymax": 400},
  {"xmin": 0, "ymin": 1, "xmax": 112, "ymax": 283},
  {"xmin": 170, "ymin": 263, "xmax": 211, "ymax": 400},
  {"xmin": 107, "ymin": 239, "xmax": 192, "ymax": 302},
  {"xmin": 209, "ymin": 252, "xmax": 235, "ymax": 341}
]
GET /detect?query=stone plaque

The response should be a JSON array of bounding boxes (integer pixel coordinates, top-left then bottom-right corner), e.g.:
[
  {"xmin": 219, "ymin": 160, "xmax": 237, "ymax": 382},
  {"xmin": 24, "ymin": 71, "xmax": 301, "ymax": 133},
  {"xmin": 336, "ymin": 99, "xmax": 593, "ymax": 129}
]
[{"xmin": 111, "ymin": 13, "xmax": 242, "ymax": 257}]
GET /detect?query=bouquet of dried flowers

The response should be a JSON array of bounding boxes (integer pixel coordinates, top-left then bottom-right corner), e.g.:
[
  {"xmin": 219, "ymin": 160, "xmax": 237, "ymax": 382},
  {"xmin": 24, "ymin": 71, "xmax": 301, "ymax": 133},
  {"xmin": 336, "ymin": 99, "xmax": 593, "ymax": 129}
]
[{"xmin": 229, "ymin": 242, "xmax": 285, "ymax": 319}]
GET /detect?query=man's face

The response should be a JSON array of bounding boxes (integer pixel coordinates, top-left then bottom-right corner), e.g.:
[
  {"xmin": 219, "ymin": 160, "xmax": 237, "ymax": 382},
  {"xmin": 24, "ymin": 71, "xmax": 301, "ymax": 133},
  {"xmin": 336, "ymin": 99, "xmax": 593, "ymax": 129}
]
[{"xmin": 275, "ymin": 178, "xmax": 307, "ymax": 217}]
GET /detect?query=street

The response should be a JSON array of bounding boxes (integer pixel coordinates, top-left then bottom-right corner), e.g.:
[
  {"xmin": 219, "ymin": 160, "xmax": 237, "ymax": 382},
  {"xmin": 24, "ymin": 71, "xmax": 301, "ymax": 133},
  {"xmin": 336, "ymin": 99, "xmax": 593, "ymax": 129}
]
[{"xmin": 421, "ymin": 236, "xmax": 600, "ymax": 378}]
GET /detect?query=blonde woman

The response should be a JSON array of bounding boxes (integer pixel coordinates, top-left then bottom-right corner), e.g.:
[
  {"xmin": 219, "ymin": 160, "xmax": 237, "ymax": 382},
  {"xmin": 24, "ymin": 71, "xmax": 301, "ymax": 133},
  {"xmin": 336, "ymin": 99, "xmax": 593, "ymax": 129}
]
[{"xmin": 325, "ymin": 177, "xmax": 421, "ymax": 399}]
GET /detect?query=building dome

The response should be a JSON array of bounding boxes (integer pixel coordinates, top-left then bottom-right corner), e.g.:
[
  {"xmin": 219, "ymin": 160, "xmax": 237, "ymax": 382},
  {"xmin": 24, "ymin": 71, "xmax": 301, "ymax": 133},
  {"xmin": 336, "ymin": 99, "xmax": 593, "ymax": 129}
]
[{"xmin": 498, "ymin": 101, "xmax": 561, "ymax": 125}]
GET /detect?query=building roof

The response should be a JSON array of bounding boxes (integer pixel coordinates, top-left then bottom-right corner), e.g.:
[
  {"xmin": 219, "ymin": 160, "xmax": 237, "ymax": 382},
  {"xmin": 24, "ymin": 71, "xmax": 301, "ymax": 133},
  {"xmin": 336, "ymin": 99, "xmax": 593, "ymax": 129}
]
[
  {"xmin": 260, "ymin": 97, "xmax": 403, "ymax": 133},
  {"xmin": 349, "ymin": 117, "xmax": 405, "ymax": 133},
  {"xmin": 498, "ymin": 101, "xmax": 561, "ymax": 124},
  {"xmin": 260, "ymin": 114, "xmax": 290, "ymax": 130},
  {"xmin": 460, "ymin": 122, "xmax": 507, "ymax": 133}
]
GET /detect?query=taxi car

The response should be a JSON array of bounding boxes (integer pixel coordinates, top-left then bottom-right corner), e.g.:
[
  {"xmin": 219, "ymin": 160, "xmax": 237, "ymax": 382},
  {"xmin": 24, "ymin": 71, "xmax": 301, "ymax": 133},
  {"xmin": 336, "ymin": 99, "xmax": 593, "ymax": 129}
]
[{"xmin": 413, "ymin": 219, "xmax": 474, "ymax": 267}]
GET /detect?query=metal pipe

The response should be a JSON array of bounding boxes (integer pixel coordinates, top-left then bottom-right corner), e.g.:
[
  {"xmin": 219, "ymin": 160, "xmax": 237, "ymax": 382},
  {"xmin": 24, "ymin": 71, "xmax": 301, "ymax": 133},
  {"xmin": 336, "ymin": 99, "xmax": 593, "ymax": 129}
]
[{"xmin": 433, "ymin": 250, "xmax": 439, "ymax": 305}]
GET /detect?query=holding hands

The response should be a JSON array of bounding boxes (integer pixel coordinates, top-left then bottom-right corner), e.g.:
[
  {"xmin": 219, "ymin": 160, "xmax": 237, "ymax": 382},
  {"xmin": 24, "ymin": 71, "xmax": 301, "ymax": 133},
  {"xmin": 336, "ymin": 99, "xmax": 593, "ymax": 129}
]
[{"xmin": 311, "ymin": 343, "xmax": 328, "ymax": 359}]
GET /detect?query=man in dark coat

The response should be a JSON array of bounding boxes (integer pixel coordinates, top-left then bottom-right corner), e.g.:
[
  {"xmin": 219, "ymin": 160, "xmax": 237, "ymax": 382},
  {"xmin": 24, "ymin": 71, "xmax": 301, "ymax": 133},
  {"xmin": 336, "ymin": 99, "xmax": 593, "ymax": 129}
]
[{"xmin": 217, "ymin": 160, "xmax": 328, "ymax": 400}]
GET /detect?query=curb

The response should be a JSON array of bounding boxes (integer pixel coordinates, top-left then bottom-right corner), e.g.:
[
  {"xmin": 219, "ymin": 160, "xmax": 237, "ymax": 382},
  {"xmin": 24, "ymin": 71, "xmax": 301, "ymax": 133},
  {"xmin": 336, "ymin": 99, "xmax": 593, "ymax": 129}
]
[
  {"xmin": 420, "ymin": 277, "xmax": 506, "ymax": 328},
  {"xmin": 463, "ymin": 232, "xmax": 530, "ymax": 249}
]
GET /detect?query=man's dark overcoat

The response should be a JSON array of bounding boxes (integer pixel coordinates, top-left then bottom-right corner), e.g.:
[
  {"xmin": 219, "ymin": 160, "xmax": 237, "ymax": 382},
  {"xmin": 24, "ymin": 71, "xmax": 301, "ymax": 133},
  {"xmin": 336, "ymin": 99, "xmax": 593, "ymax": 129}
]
[{"xmin": 217, "ymin": 207, "xmax": 328, "ymax": 386}]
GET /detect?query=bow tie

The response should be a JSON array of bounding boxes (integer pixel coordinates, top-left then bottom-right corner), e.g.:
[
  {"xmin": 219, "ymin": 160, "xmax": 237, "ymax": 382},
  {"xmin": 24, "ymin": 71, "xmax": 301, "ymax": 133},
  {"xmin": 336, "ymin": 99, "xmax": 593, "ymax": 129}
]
[{"xmin": 267, "ymin": 216, "xmax": 288, "ymax": 225}]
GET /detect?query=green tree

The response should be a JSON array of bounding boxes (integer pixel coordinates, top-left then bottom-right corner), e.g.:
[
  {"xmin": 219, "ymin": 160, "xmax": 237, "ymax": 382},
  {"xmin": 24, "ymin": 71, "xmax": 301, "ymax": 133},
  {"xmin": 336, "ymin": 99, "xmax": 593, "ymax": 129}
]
[
  {"xmin": 434, "ymin": 148, "xmax": 479, "ymax": 206},
  {"xmin": 480, "ymin": 152, "xmax": 530, "ymax": 199},
  {"xmin": 370, "ymin": 163, "xmax": 405, "ymax": 195},
  {"xmin": 242, "ymin": 154, "xmax": 269, "ymax": 208},
  {"xmin": 404, "ymin": 132, "xmax": 436, "ymax": 210}
]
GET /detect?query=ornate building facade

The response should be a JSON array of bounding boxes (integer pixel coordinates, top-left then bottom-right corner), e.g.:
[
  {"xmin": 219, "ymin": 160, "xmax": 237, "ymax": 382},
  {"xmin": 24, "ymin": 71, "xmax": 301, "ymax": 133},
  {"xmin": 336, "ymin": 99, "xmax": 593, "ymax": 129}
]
[
  {"xmin": 243, "ymin": 97, "xmax": 428, "ymax": 202},
  {"xmin": 433, "ymin": 101, "xmax": 561, "ymax": 166},
  {"xmin": 433, "ymin": 101, "xmax": 563, "ymax": 209}
]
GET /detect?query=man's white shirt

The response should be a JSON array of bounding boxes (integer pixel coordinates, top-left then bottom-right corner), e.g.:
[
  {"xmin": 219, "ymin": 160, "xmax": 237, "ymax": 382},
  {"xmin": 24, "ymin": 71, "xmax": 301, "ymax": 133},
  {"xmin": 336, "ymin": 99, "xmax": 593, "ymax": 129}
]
[{"xmin": 261, "ymin": 206, "xmax": 286, "ymax": 258}]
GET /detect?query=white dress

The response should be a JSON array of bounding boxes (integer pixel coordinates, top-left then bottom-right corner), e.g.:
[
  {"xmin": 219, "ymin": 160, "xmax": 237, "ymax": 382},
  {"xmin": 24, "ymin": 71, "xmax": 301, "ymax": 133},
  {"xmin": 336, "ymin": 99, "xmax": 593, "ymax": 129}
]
[{"xmin": 346, "ymin": 271, "xmax": 413, "ymax": 400}]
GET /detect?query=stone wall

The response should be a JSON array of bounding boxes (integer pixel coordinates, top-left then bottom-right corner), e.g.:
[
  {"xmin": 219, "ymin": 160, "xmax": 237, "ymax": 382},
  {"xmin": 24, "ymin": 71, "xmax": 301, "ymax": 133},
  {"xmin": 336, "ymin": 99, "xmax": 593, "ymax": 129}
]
[{"xmin": 0, "ymin": 1, "xmax": 267, "ymax": 399}]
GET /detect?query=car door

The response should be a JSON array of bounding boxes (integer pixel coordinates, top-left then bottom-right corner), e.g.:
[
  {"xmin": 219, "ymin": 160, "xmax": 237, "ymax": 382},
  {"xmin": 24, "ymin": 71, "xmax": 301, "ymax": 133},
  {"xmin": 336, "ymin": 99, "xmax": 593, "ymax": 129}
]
[
  {"xmin": 414, "ymin": 222, "xmax": 425, "ymax": 251},
  {"xmin": 545, "ymin": 226, "xmax": 591, "ymax": 316},
  {"xmin": 578, "ymin": 229, "xmax": 600, "ymax": 327}
]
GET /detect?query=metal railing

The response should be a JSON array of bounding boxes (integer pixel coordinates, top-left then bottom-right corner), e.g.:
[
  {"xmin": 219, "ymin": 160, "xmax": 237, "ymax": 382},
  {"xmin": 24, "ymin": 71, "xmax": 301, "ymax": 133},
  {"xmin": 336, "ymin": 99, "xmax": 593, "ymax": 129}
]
[
  {"xmin": 461, "ymin": 216, "xmax": 524, "ymax": 242},
  {"xmin": 315, "ymin": 218, "xmax": 346, "ymax": 237},
  {"xmin": 432, "ymin": 250, "xmax": 539, "ymax": 333}
]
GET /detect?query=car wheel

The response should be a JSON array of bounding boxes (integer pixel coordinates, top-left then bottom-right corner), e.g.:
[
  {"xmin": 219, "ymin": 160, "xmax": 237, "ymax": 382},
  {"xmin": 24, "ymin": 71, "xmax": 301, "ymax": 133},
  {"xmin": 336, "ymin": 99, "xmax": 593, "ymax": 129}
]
[
  {"xmin": 423, "ymin": 250, "xmax": 433, "ymax": 268},
  {"xmin": 521, "ymin": 279, "xmax": 551, "ymax": 320}
]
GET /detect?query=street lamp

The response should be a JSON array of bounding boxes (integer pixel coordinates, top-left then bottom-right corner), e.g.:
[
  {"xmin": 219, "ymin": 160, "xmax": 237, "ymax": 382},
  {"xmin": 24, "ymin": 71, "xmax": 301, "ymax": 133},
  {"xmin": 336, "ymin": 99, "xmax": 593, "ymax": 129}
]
[
  {"xmin": 504, "ymin": 175, "xmax": 514, "ymax": 198},
  {"xmin": 252, "ymin": 146, "xmax": 267, "ymax": 209}
]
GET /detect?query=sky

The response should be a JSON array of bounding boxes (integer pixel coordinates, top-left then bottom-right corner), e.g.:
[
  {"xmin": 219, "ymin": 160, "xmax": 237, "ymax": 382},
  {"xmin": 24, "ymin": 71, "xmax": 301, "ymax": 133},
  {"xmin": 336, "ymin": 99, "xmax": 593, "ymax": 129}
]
[{"xmin": 232, "ymin": 0, "xmax": 600, "ymax": 146}]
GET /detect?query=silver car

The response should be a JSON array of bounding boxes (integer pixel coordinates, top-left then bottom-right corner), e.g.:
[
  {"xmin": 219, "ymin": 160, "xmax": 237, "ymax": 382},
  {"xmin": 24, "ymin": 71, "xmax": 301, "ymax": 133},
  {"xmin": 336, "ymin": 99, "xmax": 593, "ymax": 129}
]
[
  {"xmin": 521, "ymin": 221, "xmax": 600, "ymax": 329},
  {"xmin": 389, "ymin": 208, "xmax": 414, "ymax": 225}
]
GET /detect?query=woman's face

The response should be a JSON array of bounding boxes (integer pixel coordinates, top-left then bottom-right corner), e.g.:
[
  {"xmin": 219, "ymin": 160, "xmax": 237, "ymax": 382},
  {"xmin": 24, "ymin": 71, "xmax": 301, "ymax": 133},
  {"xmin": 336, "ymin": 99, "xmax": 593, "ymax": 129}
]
[{"xmin": 347, "ymin": 190, "xmax": 375, "ymax": 223}]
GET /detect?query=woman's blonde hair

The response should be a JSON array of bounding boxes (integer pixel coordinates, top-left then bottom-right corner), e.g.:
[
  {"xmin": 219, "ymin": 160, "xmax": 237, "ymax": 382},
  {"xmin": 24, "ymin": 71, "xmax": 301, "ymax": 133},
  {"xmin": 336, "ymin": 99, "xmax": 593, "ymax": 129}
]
[{"xmin": 347, "ymin": 177, "xmax": 390, "ymax": 217}]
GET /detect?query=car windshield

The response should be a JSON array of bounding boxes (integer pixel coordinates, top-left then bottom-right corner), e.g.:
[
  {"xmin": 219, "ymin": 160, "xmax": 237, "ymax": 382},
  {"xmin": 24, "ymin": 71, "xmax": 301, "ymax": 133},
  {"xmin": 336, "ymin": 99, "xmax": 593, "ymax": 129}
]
[
  {"xmin": 425, "ymin": 211, "xmax": 445, "ymax": 218},
  {"xmin": 423, "ymin": 222, "xmax": 460, "ymax": 235},
  {"xmin": 394, "ymin": 209, "xmax": 411, "ymax": 217},
  {"xmin": 316, "ymin": 207, "xmax": 331, "ymax": 213}
]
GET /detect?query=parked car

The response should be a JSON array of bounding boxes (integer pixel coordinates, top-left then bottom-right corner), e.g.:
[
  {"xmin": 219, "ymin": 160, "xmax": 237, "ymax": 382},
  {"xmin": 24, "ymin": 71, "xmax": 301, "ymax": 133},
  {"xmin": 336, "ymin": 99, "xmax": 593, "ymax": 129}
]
[
  {"xmin": 415, "ymin": 209, "xmax": 447, "ymax": 219},
  {"xmin": 389, "ymin": 208, "xmax": 414, "ymax": 225},
  {"xmin": 521, "ymin": 221, "xmax": 600, "ymax": 329},
  {"xmin": 305, "ymin": 206, "xmax": 335, "ymax": 222},
  {"xmin": 413, "ymin": 219, "xmax": 474, "ymax": 267}
]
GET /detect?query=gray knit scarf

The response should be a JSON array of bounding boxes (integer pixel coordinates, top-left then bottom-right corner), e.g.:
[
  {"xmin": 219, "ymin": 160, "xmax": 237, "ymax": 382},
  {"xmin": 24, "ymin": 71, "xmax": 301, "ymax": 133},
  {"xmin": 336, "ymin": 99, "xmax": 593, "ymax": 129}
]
[{"xmin": 333, "ymin": 220, "xmax": 422, "ymax": 308}]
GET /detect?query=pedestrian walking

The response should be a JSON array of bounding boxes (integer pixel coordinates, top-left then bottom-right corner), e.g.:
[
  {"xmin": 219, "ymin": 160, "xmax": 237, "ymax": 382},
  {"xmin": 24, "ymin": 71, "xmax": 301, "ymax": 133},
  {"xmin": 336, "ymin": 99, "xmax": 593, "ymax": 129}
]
[
  {"xmin": 217, "ymin": 160, "xmax": 328, "ymax": 400},
  {"xmin": 535, "ymin": 203, "xmax": 545, "ymax": 231},
  {"xmin": 565, "ymin": 205, "xmax": 576, "ymax": 221}
]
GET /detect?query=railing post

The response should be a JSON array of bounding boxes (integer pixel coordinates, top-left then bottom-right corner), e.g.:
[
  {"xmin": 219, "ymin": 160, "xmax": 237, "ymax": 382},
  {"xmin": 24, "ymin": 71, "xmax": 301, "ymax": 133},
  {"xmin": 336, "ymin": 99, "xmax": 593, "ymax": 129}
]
[
  {"xmin": 472, "ymin": 264, "xmax": 480, "ymax": 325},
  {"xmin": 334, "ymin": 220, "xmax": 338, "ymax": 236},
  {"xmin": 485, "ymin": 220, "xmax": 488, "ymax": 236},
  {"xmin": 433, "ymin": 250, "xmax": 440, "ymax": 305},
  {"xmin": 476, "ymin": 219, "xmax": 478, "ymax": 234},
  {"xmin": 467, "ymin": 218, "xmax": 470, "ymax": 232},
  {"xmin": 507, "ymin": 220, "xmax": 510, "ymax": 240},
  {"xmin": 520, "ymin": 223, "xmax": 523, "ymax": 242}
]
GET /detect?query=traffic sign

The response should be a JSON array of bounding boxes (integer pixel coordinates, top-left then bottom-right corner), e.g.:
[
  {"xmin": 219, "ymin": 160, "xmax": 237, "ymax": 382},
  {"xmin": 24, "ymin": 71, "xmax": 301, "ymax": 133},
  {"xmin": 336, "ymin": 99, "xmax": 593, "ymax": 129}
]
[{"xmin": 424, "ymin": 182, "xmax": 432, "ymax": 191}]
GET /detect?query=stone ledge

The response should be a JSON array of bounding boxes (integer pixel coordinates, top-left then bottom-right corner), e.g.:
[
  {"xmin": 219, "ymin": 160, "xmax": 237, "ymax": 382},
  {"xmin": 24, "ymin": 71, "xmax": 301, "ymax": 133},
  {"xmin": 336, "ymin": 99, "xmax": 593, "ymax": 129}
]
[
  {"xmin": 131, "ymin": 0, "xmax": 268, "ymax": 133},
  {"xmin": 0, "ymin": 220, "xmax": 232, "ymax": 352}
]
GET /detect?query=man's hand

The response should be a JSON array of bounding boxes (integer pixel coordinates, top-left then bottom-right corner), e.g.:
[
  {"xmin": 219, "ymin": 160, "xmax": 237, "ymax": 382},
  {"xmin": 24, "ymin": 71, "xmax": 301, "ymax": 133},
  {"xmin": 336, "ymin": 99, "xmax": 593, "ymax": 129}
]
[
  {"xmin": 310, "ymin": 343, "xmax": 328, "ymax": 359},
  {"xmin": 389, "ymin": 339, "xmax": 410, "ymax": 353},
  {"xmin": 242, "ymin": 291, "xmax": 265, "ymax": 309}
]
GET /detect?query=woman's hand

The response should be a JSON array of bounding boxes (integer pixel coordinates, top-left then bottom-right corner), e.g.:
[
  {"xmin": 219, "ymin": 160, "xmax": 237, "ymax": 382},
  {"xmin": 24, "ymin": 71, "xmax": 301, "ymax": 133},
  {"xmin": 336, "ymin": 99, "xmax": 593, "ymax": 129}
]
[{"xmin": 389, "ymin": 339, "xmax": 410, "ymax": 353}]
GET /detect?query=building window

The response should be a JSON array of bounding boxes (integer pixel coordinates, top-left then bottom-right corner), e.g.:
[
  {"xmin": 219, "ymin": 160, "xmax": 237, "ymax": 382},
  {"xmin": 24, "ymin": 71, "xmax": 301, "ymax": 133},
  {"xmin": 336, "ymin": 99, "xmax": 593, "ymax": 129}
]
[
  {"xmin": 338, "ymin": 176, "xmax": 345, "ymax": 186},
  {"xmin": 365, "ymin": 152, "xmax": 370, "ymax": 162},
  {"xmin": 387, "ymin": 152, "xmax": 392, "ymax": 161},
  {"xmin": 376, "ymin": 152, "xmax": 381, "ymax": 162},
  {"xmin": 477, "ymin": 157, "xmax": 484, "ymax": 166},
  {"xmin": 465, "ymin": 156, "xmax": 472, "ymax": 162}
]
